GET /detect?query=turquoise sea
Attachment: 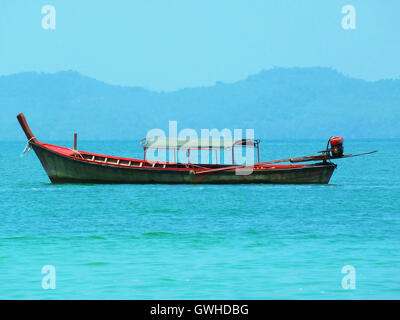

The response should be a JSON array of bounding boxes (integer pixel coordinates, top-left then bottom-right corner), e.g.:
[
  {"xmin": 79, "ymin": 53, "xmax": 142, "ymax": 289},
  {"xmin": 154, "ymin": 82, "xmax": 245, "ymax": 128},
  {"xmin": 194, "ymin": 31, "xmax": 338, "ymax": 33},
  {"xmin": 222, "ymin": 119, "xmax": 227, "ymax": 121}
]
[{"xmin": 0, "ymin": 139, "xmax": 399, "ymax": 299}]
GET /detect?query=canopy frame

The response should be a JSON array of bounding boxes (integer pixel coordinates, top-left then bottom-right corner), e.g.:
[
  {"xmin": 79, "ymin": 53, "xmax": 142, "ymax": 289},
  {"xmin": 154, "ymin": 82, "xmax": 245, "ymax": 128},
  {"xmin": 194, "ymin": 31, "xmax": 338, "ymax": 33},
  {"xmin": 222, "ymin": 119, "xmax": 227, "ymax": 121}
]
[{"xmin": 140, "ymin": 137, "xmax": 260, "ymax": 164}]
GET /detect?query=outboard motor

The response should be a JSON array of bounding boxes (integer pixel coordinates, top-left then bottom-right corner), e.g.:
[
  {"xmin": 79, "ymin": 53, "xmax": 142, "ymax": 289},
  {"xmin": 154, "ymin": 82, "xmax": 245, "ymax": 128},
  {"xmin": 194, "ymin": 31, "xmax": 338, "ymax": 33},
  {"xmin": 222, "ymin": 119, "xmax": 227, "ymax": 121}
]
[{"xmin": 329, "ymin": 136, "xmax": 344, "ymax": 158}]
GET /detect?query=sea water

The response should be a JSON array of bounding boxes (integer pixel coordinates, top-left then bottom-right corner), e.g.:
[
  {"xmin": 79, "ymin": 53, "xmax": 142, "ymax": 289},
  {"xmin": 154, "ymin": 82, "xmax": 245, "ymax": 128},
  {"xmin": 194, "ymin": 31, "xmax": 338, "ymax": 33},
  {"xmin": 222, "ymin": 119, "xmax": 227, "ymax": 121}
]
[{"xmin": 0, "ymin": 139, "xmax": 399, "ymax": 299}]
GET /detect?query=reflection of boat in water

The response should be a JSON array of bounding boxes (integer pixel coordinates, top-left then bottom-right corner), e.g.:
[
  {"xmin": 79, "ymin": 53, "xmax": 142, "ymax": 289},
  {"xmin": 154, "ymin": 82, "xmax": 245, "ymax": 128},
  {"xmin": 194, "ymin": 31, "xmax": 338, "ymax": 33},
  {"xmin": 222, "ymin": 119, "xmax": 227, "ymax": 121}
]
[{"xmin": 17, "ymin": 113, "xmax": 376, "ymax": 184}]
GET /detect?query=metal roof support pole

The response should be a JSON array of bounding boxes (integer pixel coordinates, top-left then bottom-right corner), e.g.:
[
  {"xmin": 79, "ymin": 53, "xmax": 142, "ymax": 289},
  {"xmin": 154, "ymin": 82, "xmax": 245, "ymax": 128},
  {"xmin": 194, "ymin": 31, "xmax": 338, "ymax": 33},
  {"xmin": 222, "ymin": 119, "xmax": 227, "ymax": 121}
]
[{"xmin": 74, "ymin": 133, "xmax": 77, "ymax": 150}]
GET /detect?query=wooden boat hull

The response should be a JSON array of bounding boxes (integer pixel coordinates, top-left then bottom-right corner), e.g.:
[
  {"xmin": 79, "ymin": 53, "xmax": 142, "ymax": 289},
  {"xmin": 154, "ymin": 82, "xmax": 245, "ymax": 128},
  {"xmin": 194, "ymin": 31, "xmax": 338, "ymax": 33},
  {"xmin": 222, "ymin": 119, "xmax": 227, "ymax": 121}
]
[{"xmin": 31, "ymin": 142, "xmax": 336, "ymax": 184}]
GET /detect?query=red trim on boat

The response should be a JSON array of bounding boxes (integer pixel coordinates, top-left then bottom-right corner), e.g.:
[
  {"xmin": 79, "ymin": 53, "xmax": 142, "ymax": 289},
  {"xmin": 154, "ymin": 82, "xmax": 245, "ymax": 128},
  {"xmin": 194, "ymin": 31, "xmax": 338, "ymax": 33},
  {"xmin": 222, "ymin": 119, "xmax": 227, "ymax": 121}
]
[{"xmin": 34, "ymin": 142, "xmax": 307, "ymax": 172}]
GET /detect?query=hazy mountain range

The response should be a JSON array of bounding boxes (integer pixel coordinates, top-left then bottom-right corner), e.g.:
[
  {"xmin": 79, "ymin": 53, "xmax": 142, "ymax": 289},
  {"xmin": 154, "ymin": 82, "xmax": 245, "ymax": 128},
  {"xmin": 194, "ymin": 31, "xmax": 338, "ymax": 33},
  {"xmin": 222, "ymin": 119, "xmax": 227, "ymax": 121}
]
[{"xmin": 1, "ymin": 67, "xmax": 399, "ymax": 141}]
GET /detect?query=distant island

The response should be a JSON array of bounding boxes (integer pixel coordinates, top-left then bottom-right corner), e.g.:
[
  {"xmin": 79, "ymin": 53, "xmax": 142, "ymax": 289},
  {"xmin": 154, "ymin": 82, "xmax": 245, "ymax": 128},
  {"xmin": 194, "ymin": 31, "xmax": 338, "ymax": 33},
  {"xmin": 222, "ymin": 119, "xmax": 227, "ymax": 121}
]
[{"xmin": 1, "ymin": 67, "xmax": 399, "ymax": 140}]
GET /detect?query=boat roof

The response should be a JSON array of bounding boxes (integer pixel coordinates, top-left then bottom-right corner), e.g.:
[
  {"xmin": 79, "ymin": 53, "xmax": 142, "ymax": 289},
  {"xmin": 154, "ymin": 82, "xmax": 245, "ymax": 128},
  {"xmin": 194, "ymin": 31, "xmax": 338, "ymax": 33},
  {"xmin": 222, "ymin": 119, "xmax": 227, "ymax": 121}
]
[{"xmin": 140, "ymin": 137, "xmax": 260, "ymax": 150}]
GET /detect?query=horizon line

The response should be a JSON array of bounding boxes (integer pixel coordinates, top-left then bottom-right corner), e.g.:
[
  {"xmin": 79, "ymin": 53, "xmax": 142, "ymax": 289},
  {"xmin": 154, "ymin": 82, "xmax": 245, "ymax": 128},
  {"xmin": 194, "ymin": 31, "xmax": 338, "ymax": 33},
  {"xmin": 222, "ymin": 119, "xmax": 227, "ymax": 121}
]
[{"xmin": 4, "ymin": 138, "xmax": 398, "ymax": 143}]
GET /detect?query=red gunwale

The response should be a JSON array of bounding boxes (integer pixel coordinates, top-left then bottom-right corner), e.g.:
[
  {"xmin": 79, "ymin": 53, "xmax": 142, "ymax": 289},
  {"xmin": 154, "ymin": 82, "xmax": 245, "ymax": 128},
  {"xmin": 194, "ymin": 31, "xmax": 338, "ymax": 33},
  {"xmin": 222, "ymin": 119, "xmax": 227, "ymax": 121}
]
[{"xmin": 35, "ymin": 142, "xmax": 307, "ymax": 172}]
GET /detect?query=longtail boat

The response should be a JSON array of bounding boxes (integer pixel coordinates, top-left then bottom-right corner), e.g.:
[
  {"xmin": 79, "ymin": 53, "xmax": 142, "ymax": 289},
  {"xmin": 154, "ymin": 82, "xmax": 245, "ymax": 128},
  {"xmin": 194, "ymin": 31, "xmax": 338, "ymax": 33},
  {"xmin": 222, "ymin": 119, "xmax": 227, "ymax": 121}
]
[{"xmin": 17, "ymin": 113, "xmax": 376, "ymax": 184}]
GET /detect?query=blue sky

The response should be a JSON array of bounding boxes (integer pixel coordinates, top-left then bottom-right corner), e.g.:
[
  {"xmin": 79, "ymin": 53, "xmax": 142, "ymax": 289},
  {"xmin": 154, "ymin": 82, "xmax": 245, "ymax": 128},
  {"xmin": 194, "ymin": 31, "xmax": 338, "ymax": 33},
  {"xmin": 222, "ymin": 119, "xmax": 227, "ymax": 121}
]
[{"xmin": 1, "ymin": 0, "xmax": 399, "ymax": 91}]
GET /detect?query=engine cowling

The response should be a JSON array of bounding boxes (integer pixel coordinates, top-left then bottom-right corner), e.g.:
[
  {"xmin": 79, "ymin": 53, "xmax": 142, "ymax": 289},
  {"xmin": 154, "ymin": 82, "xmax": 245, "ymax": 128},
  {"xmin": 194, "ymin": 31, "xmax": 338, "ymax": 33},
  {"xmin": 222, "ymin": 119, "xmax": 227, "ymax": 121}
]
[{"xmin": 329, "ymin": 136, "xmax": 344, "ymax": 158}]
